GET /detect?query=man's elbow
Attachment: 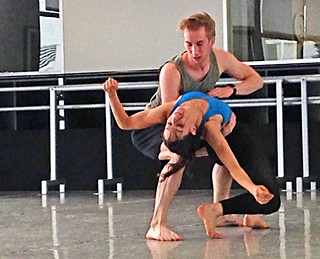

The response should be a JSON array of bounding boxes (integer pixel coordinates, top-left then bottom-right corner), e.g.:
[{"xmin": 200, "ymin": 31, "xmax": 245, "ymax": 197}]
[{"xmin": 256, "ymin": 76, "xmax": 264, "ymax": 90}]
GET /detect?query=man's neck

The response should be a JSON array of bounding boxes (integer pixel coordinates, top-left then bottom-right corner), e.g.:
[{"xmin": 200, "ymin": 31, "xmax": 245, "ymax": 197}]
[{"xmin": 183, "ymin": 54, "xmax": 210, "ymax": 81}]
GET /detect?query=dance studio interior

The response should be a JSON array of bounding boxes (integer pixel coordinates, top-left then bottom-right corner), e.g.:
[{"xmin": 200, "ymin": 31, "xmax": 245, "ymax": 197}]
[{"xmin": 1, "ymin": 0, "xmax": 320, "ymax": 258}]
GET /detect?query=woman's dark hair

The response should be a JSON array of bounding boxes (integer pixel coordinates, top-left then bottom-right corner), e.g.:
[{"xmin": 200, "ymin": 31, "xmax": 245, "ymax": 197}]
[{"xmin": 162, "ymin": 132, "xmax": 204, "ymax": 179}]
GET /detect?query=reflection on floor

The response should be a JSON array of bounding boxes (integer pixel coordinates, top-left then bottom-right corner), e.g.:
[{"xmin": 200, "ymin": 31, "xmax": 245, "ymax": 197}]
[{"xmin": 0, "ymin": 189, "xmax": 319, "ymax": 258}]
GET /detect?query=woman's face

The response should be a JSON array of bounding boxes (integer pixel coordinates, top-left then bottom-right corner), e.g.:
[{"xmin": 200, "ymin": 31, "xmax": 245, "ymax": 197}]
[{"xmin": 163, "ymin": 105, "xmax": 198, "ymax": 142}]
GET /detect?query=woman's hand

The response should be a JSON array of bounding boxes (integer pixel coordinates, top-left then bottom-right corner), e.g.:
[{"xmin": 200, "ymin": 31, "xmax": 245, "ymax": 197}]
[
  {"xmin": 252, "ymin": 185, "xmax": 274, "ymax": 204},
  {"xmin": 221, "ymin": 113, "xmax": 236, "ymax": 137},
  {"xmin": 103, "ymin": 77, "xmax": 118, "ymax": 94}
]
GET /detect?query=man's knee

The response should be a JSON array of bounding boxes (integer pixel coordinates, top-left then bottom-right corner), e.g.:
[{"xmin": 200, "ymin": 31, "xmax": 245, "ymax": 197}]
[{"xmin": 130, "ymin": 126, "xmax": 164, "ymax": 160}]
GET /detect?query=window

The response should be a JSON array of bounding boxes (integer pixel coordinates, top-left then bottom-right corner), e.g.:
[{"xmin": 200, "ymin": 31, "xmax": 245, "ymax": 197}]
[{"xmin": 227, "ymin": 0, "xmax": 320, "ymax": 62}]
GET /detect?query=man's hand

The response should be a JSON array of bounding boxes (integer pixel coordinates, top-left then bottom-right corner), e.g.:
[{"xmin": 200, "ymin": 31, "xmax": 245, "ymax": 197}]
[
  {"xmin": 252, "ymin": 185, "xmax": 274, "ymax": 204},
  {"xmin": 221, "ymin": 113, "xmax": 236, "ymax": 137},
  {"xmin": 103, "ymin": 77, "xmax": 118, "ymax": 93},
  {"xmin": 207, "ymin": 85, "xmax": 234, "ymax": 98}
]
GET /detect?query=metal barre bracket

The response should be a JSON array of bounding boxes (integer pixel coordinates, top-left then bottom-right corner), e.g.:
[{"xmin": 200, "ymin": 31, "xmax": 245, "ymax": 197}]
[
  {"xmin": 41, "ymin": 179, "xmax": 66, "ymax": 195},
  {"xmin": 96, "ymin": 178, "xmax": 124, "ymax": 195}
]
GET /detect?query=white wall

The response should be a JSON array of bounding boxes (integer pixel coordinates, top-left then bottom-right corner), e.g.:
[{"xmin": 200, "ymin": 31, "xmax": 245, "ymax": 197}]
[{"xmin": 62, "ymin": 0, "xmax": 224, "ymax": 72}]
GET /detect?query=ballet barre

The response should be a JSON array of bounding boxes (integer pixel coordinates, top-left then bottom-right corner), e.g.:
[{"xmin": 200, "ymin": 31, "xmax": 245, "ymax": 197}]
[{"xmin": 0, "ymin": 74, "xmax": 319, "ymax": 194}]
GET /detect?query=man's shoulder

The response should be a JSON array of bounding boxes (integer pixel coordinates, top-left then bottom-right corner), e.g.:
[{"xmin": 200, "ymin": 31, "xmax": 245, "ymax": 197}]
[
  {"xmin": 213, "ymin": 48, "xmax": 237, "ymax": 69},
  {"xmin": 213, "ymin": 47, "xmax": 232, "ymax": 57},
  {"xmin": 160, "ymin": 61, "xmax": 180, "ymax": 75}
]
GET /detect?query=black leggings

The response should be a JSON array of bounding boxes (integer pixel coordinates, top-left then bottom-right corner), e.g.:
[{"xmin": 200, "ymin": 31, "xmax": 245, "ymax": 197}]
[{"xmin": 206, "ymin": 122, "xmax": 281, "ymax": 215}]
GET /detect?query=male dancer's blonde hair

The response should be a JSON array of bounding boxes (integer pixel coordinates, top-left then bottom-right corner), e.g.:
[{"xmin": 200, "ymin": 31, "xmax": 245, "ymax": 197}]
[{"xmin": 179, "ymin": 12, "xmax": 216, "ymax": 39}]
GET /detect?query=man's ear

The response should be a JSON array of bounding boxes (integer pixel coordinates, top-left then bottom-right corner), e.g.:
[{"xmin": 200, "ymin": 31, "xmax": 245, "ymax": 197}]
[
  {"xmin": 209, "ymin": 36, "xmax": 215, "ymax": 47},
  {"xmin": 191, "ymin": 126, "xmax": 197, "ymax": 135}
]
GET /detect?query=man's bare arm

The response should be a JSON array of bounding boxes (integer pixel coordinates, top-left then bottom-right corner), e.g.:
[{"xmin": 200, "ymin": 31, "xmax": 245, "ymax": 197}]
[
  {"xmin": 208, "ymin": 49, "xmax": 264, "ymax": 98},
  {"xmin": 159, "ymin": 62, "xmax": 182, "ymax": 102}
]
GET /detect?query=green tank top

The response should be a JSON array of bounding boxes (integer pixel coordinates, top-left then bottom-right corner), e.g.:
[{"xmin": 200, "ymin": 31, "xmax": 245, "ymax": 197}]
[{"xmin": 147, "ymin": 49, "xmax": 220, "ymax": 109}]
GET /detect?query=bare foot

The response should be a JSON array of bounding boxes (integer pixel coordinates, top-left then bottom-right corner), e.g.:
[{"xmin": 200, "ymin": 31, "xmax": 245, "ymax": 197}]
[
  {"xmin": 216, "ymin": 214, "xmax": 244, "ymax": 227},
  {"xmin": 146, "ymin": 239, "xmax": 181, "ymax": 258},
  {"xmin": 197, "ymin": 203, "xmax": 222, "ymax": 239},
  {"xmin": 243, "ymin": 215, "xmax": 269, "ymax": 229},
  {"xmin": 146, "ymin": 225, "xmax": 183, "ymax": 241},
  {"xmin": 244, "ymin": 228, "xmax": 270, "ymax": 256}
]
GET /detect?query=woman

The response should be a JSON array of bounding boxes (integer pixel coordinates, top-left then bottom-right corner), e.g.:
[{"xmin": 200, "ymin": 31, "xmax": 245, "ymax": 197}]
[{"xmin": 103, "ymin": 77, "xmax": 280, "ymax": 238}]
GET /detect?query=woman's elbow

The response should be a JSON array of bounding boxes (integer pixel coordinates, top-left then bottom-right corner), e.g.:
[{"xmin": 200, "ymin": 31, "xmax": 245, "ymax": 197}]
[
  {"xmin": 117, "ymin": 122, "xmax": 132, "ymax": 130},
  {"xmin": 119, "ymin": 125, "xmax": 132, "ymax": 130}
]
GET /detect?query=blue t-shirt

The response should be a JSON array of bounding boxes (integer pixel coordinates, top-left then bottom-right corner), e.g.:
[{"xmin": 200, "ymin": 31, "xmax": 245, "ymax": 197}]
[{"xmin": 171, "ymin": 91, "xmax": 232, "ymax": 130}]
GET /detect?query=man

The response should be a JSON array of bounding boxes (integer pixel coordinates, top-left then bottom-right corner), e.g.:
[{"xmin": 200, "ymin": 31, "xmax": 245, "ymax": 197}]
[{"xmin": 131, "ymin": 13, "xmax": 268, "ymax": 241}]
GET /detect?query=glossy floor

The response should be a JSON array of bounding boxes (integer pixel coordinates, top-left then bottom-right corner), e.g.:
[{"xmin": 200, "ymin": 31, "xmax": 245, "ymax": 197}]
[{"xmin": 1, "ymin": 189, "xmax": 319, "ymax": 258}]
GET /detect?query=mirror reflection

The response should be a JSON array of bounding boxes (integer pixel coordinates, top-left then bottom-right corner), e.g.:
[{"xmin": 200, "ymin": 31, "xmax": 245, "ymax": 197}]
[
  {"xmin": 228, "ymin": 0, "xmax": 320, "ymax": 62},
  {"xmin": 0, "ymin": 0, "xmax": 62, "ymax": 73}
]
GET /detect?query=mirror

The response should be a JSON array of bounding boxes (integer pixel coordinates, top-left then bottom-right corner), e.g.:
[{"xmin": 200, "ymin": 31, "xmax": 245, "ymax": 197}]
[{"xmin": 0, "ymin": 0, "xmax": 62, "ymax": 73}]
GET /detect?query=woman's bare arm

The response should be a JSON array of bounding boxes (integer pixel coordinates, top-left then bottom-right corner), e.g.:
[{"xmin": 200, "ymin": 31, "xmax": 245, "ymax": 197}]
[
  {"xmin": 220, "ymin": 113, "xmax": 236, "ymax": 137},
  {"xmin": 203, "ymin": 121, "xmax": 274, "ymax": 204},
  {"xmin": 103, "ymin": 77, "xmax": 173, "ymax": 130}
]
